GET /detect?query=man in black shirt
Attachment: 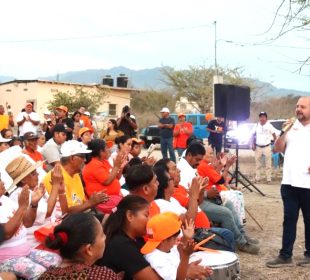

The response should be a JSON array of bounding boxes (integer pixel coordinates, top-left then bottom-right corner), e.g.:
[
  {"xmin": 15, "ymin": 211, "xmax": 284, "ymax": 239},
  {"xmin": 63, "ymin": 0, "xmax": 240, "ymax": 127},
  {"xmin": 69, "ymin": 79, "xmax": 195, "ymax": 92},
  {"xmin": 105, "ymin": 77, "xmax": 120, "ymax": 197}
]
[
  {"xmin": 56, "ymin": 106, "xmax": 74, "ymax": 140},
  {"xmin": 207, "ymin": 117, "xmax": 226, "ymax": 154},
  {"xmin": 117, "ymin": 105, "xmax": 138, "ymax": 137},
  {"xmin": 158, "ymin": 107, "xmax": 176, "ymax": 162}
]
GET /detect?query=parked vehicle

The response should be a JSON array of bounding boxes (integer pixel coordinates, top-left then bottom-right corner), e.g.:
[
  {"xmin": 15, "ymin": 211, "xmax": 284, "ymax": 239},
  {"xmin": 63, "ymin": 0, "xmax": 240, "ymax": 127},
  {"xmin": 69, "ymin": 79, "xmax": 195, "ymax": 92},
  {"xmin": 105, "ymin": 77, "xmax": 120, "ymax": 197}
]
[
  {"xmin": 139, "ymin": 125, "xmax": 160, "ymax": 148},
  {"xmin": 170, "ymin": 113, "xmax": 210, "ymax": 139}
]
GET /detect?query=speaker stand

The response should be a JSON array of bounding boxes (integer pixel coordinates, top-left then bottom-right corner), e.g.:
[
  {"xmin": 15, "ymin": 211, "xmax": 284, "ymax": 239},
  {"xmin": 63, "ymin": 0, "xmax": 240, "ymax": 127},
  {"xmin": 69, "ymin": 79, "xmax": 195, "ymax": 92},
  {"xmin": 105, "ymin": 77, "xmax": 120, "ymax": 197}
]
[{"xmin": 229, "ymin": 143, "xmax": 265, "ymax": 197}]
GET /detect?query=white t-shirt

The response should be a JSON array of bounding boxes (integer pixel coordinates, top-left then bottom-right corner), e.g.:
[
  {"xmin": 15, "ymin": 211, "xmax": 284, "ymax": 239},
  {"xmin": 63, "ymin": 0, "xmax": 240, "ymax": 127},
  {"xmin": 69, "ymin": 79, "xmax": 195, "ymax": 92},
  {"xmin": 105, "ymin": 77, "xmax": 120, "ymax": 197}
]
[
  {"xmin": 155, "ymin": 198, "xmax": 187, "ymax": 216},
  {"xmin": 16, "ymin": 111, "xmax": 40, "ymax": 136},
  {"xmin": 10, "ymin": 188, "xmax": 58, "ymax": 248},
  {"xmin": 252, "ymin": 122, "xmax": 277, "ymax": 146},
  {"xmin": 177, "ymin": 157, "xmax": 197, "ymax": 189},
  {"xmin": 0, "ymin": 195, "xmax": 28, "ymax": 249},
  {"xmin": 282, "ymin": 120, "xmax": 310, "ymax": 189},
  {"xmin": 145, "ymin": 246, "xmax": 180, "ymax": 280},
  {"xmin": 41, "ymin": 138, "xmax": 62, "ymax": 170}
]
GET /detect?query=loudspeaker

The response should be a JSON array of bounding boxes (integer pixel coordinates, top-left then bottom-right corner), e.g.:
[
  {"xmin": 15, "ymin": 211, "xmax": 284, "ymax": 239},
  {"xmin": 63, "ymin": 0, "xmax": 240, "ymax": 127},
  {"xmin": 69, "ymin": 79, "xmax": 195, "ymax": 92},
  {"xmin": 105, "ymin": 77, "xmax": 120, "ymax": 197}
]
[{"xmin": 214, "ymin": 84, "xmax": 250, "ymax": 121}]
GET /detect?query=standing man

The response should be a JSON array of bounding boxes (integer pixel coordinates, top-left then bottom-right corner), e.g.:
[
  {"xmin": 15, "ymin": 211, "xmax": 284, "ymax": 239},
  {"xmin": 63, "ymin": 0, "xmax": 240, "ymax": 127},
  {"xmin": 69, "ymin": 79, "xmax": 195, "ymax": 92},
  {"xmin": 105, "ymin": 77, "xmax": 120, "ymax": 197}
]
[
  {"xmin": 173, "ymin": 113, "xmax": 193, "ymax": 157},
  {"xmin": 56, "ymin": 106, "xmax": 74, "ymax": 140},
  {"xmin": 158, "ymin": 107, "xmax": 176, "ymax": 163},
  {"xmin": 116, "ymin": 105, "xmax": 137, "ymax": 137},
  {"xmin": 0, "ymin": 105, "xmax": 14, "ymax": 131},
  {"xmin": 207, "ymin": 117, "xmax": 226, "ymax": 154},
  {"xmin": 16, "ymin": 103, "xmax": 40, "ymax": 137},
  {"xmin": 267, "ymin": 97, "xmax": 310, "ymax": 268},
  {"xmin": 252, "ymin": 112, "xmax": 277, "ymax": 184}
]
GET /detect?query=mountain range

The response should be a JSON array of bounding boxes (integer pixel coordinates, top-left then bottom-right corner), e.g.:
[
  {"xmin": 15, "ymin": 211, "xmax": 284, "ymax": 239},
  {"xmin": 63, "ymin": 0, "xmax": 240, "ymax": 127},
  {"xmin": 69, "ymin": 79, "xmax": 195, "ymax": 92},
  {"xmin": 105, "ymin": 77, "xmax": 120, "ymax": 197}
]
[{"xmin": 1, "ymin": 66, "xmax": 309, "ymax": 98}]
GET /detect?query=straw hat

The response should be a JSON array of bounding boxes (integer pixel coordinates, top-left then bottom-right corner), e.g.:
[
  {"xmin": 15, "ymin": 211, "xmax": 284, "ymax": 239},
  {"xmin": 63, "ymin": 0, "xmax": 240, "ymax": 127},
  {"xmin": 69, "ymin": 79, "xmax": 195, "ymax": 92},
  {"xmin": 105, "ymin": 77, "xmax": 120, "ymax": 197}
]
[{"xmin": 5, "ymin": 156, "xmax": 43, "ymax": 193}]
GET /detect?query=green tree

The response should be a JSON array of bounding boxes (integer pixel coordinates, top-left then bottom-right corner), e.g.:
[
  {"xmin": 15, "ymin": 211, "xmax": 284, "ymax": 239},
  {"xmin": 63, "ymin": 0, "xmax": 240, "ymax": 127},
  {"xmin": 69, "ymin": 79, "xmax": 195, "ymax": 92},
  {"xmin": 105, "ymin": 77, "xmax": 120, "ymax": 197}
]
[
  {"xmin": 47, "ymin": 86, "xmax": 108, "ymax": 114},
  {"xmin": 162, "ymin": 65, "xmax": 256, "ymax": 113},
  {"xmin": 131, "ymin": 89, "xmax": 176, "ymax": 128}
]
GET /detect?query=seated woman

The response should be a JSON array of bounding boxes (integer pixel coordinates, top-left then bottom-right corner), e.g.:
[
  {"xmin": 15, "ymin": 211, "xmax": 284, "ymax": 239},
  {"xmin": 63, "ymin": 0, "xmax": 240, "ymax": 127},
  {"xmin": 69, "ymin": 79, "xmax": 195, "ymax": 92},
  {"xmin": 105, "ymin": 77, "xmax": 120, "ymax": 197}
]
[
  {"xmin": 83, "ymin": 139, "xmax": 126, "ymax": 213},
  {"xmin": 100, "ymin": 119, "xmax": 124, "ymax": 152},
  {"xmin": 109, "ymin": 135, "xmax": 132, "ymax": 186},
  {"xmin": 5, "ymin": 156, "xmax": 68, "ymax": 247},
  {"xmin": 97, "ymin": 195, "xmax": 162, "ymax": 280},
  {"xmin": 39, "ymin": 212, "xmax": 117, "ymax": 279},
  {"xmin": 0, "ymin": 177, "xmax": 61, "ymax": 279}
]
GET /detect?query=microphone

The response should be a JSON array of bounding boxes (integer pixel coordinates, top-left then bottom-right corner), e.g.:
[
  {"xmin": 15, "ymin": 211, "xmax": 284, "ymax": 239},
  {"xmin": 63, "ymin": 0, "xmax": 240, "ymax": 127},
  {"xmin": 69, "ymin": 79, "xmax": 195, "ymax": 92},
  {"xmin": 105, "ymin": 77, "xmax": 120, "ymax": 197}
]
[{"xmin": 280, "ymin": 118, "xmax": 295, "ymax": 136}]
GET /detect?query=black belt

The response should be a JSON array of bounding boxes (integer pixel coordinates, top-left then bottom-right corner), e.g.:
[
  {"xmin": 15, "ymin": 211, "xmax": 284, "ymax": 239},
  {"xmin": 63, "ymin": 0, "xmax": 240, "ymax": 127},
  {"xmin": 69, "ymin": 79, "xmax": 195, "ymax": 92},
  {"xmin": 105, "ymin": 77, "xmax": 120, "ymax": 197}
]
[{"xmin": 256, "ymin": 143, "xmax": 271, "ymax": 148}]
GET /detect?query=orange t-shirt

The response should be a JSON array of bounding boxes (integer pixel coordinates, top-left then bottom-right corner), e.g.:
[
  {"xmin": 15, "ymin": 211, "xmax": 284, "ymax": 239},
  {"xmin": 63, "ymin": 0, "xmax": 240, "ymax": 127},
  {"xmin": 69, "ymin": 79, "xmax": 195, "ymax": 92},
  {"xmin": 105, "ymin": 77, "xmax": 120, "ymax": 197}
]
[
  {"xmin": 172, "ymin": 185, "xmax": 210, "ymax": 228},
  {"xmin": 197, "ymin": 160, "xmax": 228, "ymax": 192},
  {"xmin": 82, "ymin": 158, "xmax": 121, "ymax": 196},
  {"xmin": 23, "ymin": 149, "xmax": 47, "ymax": 170},
  {"xmin": 173, "ymin": 122, "xmax": 193, "ymax": 149},
  {"xmin": 80, "ymin": 115, "xmax": 94, "ymax": 133}
]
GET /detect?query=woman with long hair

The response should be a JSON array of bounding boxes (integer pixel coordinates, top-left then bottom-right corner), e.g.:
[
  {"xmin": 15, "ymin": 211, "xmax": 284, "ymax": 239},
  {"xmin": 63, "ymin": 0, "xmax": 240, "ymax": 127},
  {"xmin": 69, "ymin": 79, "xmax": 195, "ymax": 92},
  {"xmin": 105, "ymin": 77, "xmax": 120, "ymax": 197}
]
[
  {"xmin": 72, "ymin": 111, "xmax": 84, "ymax": 140},
  {"xmin": 39, "ymin": 213, "xmax": 118, "ymax": 279},
  {"xmin": 100, "ymin": 119, "xmax": 123, "ymax": 151},
  {"xmin": 97, "ymin": 195, "xmax": 161, "ymax": 280}
]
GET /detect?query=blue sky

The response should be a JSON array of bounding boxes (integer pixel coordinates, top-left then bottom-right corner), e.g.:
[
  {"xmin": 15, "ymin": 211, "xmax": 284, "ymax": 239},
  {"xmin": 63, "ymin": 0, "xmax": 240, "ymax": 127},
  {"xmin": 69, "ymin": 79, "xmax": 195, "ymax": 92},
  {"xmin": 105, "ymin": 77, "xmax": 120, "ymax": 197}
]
[{"xmin": 0, "ymin": 0, "xmax": 309, "ymax": 91}]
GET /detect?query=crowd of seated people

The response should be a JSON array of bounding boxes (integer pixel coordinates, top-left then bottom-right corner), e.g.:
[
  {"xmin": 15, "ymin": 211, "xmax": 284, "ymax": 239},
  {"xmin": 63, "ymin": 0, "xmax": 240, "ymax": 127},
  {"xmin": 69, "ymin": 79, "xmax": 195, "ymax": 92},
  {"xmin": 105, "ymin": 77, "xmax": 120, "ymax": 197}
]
[{"xmin": 0, "ymin": 109, "xmax": 260, "ymax": 279}]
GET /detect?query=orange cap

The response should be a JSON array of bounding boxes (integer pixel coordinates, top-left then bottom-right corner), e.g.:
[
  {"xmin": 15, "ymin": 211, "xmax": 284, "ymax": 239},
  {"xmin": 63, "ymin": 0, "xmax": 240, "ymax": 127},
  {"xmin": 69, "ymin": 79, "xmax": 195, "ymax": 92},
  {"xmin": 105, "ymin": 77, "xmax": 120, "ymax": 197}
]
[
  {"xmin": 178, "ymin": 113, "xmax": 186, "ymax": 118},
  {"xmin": 131, "ymin": 138, "xmax": 144, "ymax": 145},
  {"xmin": 140, "ymin": 212, "xmax": 181, "ymax": 254},
  {"xmin": 78, "ymin": 127, "xmax": 91, "ymax": 137},
  {"xmin": 205, "ymin": 113, "xmax": 213, "ymax": 121},
  {"xmin": 56, "ymin": 106, "xmax": 68, "ymax": 113}
]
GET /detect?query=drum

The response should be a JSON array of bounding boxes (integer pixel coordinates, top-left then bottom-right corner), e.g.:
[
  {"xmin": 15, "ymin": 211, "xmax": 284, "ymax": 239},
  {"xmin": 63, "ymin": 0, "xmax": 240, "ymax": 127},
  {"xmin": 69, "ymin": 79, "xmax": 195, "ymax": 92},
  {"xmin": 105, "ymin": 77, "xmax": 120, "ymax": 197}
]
[{"xmin": 190, "ymin": 250, "xmax": 240, "ymax": 280}]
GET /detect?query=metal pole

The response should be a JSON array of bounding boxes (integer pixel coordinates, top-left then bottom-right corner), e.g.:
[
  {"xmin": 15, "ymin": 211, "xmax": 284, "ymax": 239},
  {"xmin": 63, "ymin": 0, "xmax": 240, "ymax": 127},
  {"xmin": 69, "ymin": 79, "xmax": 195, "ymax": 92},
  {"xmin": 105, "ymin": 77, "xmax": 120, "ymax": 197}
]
[{"xmin": 214, "ymin": 21, "xmax": 218, "ymax": 75}]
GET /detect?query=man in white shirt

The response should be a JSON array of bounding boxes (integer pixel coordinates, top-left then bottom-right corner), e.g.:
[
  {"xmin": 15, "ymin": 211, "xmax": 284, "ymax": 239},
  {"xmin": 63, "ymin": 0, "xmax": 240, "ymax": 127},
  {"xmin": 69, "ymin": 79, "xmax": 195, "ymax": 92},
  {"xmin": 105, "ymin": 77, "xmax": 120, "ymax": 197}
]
[
  {"xmin": 266, "ymin": 97, "xmax": 310, "ymax": 268},
  {"xmin": 177, "ymin": 143, "xmax": 205, "ymax": 189},
  {"xmin": 251, "ymin": 112, "xmax": 277, "ymax": 183},
  {"xmin": 16, "ymin": 103, "xmax": 40, "ymax": 137}
]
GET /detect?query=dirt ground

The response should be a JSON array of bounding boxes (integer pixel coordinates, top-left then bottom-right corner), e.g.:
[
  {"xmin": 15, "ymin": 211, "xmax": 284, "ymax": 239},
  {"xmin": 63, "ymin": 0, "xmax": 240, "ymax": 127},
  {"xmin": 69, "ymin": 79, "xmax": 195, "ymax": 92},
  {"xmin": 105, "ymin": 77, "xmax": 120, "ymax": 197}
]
[
  {"xmin": 142, "ymin": 148, "xmax": 309, "ymax": 280},
  {"xmin": 236, "ymin": 151, "xmax": 309, "ymax": 280}
]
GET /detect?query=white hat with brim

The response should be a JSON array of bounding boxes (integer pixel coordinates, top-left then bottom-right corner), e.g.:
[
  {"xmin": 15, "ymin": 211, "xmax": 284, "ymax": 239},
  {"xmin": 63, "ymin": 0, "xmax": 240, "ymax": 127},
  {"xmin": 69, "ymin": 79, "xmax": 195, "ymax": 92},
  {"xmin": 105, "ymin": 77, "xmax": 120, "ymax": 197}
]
[
  {"xmin": 0, "ymin": 135, "xmax": 11, "ymax": 143},
  {"xmin": 5, "ymin": 156, "xmax": 44, "ymax": 194},
  {"xmin": 60, "ymin": 140, "xmax": 92, "ymax": 157},
  {"xmin": 160, "ymin": 107, "xmax": 170, "ymax": 113}
]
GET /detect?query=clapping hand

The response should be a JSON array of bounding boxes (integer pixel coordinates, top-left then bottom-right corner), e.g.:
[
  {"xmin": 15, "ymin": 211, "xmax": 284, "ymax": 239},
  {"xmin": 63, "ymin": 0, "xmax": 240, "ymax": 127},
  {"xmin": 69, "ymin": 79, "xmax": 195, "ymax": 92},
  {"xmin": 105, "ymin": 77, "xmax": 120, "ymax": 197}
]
[
  {"xmin": 179, "ymin": 238, "xmax": 196, "ymax": 257},
  {"xmin": 31, "ymin": 183, "xmax": 45, "ymax": 206},
  {"xmin": 89, "ymin": 191, "xmax": 109, "ymax": 207},
  {"xmin": 182, "ymin": 219, "xmax": 195, "ymax": 240},
  {"xmin": 18, "ymin": 185, "xmax": 30, "ymax": 209}
]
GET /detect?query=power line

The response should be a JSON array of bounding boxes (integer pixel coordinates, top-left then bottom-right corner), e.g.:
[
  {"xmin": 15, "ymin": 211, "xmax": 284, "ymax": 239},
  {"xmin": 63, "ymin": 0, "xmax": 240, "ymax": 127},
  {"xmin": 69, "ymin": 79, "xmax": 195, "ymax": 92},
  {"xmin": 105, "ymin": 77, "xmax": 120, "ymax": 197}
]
[{"xmin": 0, "ymin": 24, "xmax": 213, "ymax": 44}]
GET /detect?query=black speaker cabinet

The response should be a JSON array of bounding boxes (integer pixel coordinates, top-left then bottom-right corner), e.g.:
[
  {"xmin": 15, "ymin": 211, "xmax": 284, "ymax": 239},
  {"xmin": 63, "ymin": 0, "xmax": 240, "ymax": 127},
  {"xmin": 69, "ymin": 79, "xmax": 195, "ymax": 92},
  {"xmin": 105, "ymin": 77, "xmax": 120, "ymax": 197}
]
[{"xmin": 214, "ymin": 84, "xmax": 250, "ymax": 121}]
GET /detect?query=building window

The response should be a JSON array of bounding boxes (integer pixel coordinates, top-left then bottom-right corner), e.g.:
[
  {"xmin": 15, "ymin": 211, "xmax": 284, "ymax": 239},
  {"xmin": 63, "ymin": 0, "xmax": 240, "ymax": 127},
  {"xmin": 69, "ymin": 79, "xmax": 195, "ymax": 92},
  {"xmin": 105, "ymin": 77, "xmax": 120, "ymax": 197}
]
[
  {"xmin": 6, "ymin": 89, "xmax": 11, "ymax": 92},
  {"xmin": 24, "ymin": 88, "xmax": 28, "ymax": 91},
  {"xmin": 109, "ymin": 104, "xmax": 117, "ymax": 116}
]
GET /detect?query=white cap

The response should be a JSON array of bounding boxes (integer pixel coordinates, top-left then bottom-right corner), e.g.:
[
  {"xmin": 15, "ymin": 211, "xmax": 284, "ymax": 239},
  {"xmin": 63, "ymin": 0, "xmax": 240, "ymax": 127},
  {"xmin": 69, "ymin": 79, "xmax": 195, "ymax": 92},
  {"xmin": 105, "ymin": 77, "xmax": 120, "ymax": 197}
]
[
  {"xmin": 60, "ymin": 140, "xmax": 91, "ymax": 157},
  {"xmin": 0, "ymin": 134, "xmax": 11, "ymax": 143},
  {"xmin": 44, "ymin": 109, "xmax": 51, "ymax": 115},
  {"xmin": 160, "ymin": 107, "xmax": 170, "ymax": 113},
  {"xmin": 84, "ymin": 111, "xmax": 90, "ymax": 116}
]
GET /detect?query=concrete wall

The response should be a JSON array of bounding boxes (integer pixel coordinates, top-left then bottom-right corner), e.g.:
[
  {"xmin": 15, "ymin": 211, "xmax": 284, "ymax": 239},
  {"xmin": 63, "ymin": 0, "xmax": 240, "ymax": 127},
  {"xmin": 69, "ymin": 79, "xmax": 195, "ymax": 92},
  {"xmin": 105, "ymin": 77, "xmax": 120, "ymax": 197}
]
[{"xmin": 0, "ymin": 81, "xmax": 135, "ymax": 121}]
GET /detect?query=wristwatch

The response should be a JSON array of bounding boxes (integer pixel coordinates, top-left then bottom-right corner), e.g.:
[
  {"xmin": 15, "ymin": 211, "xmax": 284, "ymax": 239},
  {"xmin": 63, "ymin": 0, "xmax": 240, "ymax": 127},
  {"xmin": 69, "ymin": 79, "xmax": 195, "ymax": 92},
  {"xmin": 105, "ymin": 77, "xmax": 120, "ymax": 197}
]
[{"xmin": 30, "ymin": 203, "xmax": 38, "ymax": 209}]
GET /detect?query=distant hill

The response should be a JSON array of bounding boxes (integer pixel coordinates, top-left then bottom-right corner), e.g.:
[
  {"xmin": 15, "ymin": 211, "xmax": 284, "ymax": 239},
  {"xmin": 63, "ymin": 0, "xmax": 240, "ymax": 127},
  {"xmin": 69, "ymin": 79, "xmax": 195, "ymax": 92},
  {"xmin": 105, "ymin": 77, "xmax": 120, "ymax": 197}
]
[
  {"xmin": 1, "ymin": 66, "xmax": 309, "ymax": 98},
  {"xmin": 40, "ymin": 66, "xmax": 168, "ymax": 89}
]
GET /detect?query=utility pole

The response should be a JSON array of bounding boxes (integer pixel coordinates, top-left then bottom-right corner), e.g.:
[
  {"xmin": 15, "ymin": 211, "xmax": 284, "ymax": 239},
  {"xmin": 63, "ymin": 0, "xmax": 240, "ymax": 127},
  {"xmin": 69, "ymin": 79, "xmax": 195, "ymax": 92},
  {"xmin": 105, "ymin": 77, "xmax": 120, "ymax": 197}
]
[{"xmin": 214, "ymin": 20, "xmax": 218, "ymax": 75}]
